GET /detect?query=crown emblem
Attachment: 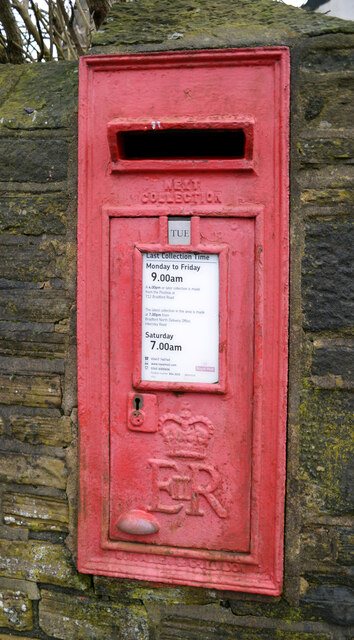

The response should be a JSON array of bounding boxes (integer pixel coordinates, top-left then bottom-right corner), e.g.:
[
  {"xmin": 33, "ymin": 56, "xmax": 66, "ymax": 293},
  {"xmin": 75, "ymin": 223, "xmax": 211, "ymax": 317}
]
[{"xmin": 159, "ymin": 406, "xmax": 214, "ymax": 459}]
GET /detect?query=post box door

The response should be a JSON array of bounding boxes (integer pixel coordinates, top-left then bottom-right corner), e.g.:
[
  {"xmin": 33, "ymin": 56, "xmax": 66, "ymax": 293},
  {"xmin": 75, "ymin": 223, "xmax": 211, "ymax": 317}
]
[{"xmin": 109, "ymin": 214, "xmax": 254, "ymax": 553}]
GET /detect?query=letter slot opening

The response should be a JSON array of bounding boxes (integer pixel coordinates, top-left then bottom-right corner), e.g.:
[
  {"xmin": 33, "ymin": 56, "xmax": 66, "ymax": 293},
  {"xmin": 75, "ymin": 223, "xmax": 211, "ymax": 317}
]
[{"xmin": 117, "ymin": 128, "xmax": 246, "ymax": 160}]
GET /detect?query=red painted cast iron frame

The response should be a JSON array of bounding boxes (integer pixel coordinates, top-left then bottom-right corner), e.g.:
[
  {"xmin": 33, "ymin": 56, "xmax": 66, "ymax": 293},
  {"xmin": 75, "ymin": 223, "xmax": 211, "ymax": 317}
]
[{"xmin": 77, "ymin": 48, "xmax": 289, "ymax": 594}]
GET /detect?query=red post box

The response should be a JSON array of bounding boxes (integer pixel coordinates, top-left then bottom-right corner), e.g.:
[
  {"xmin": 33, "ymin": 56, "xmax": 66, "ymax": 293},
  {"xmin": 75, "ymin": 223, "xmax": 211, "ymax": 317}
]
[{"xmin": 78, "ymin": 48, "xmax": 289, "ymax": 594}]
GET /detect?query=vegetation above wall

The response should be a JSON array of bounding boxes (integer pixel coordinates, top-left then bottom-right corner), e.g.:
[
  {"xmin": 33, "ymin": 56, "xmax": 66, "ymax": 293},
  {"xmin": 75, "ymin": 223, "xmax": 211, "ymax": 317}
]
[{"xmin": 0, "ymin": 0, "xmax": 112, "ymax": 62}]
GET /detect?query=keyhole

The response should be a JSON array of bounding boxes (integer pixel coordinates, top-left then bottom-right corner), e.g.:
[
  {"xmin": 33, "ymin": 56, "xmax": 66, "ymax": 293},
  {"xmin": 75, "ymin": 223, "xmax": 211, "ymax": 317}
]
[{"xmin": 133, "ymin": 395, "xmax": 143, "ymax": 411}]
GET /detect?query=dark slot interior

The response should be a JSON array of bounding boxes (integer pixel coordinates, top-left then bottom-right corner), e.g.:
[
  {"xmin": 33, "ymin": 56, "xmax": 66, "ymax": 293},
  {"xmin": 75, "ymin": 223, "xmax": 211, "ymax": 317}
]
[{"xmin": 117, "ymin": 128, "xmax": 246, "ymax": 160}]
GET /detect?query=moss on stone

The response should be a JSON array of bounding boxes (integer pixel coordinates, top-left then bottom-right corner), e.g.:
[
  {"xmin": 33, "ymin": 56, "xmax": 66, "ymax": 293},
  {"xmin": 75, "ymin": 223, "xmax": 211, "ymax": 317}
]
[
  {"xmin": 92, "ymin": 0, "xmax": 354, "ymax": 51},
  {"xmin": 298, "ymin": 69, "xmax": 354, "ymax": 130},
  {"xmin": 94, "ymin": 575, "xmax": 217, "ymax": 604},
  {"xmin": 228, "ymin": 592, "xmax": 350, "ymax": 626},
  {"xmin": 299, "ymin": 389, "xmax": 354, "ymax": 515},
  {"xmin": 0, "ymin": 194, "xmax": 68, "ymax": 236},
  {"xmin": 0, "ymin": 540, "xmax": 90, "ymax": 590},
  {"xmin": 0, "ymin": 62, "xmax": 78, "ymax": 130},
  {"xmin": 39, "ymin": 589, "xmax": 149, "ymax": 640},
  {"xmin": 0, "ymin": 138, "xmax": 69, "ymax": 183},
  {"xmin": 0, "ymin": 588, "xmax": 33, "ymax": 631},
  {"xmin": 275, "ymin": 633, "xmax": 330, "ymax": 640},
  {"xmin": 0, "ymin": 66, "xmax": 24, "ymax": 108},
  {"xmin": 302, "ymin": 219, "xmax": 354, "ymax": 330}
]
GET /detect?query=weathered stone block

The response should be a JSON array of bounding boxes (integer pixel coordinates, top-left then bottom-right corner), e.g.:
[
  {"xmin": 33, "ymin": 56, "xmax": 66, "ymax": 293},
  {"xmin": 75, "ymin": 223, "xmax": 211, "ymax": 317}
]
[
  {"xmin": 10, "ymin": 414, "xmax": 72, "ymax": 446},
  {"xmin": 0, "ymin": 525, "xmax": 28, "ymax": 541},
  {"xmin": 337, "ymin": 527, "xmax": 354, "ymax": 566},
  {"xmin": 3, "ymin": 492, "xmax": 69, "ymax": 531},
  {"xmin": 160, "ymin": 617, "xmax": 332, "ymax": 639},
  {"xmin": 300, "ymin": 48, "xmax": 354, "ymax": 74},
  {"xmin": 0, "ymin": 194, "xmax": 68, "ymax": 236},
  {"xmin": 302, "ymin": 219, "xmax": 354, "ymax": 330},
  {"xmin": 0, "ymin": 452, "xmax": 67, "ymax": 489},
  {"xmin": 146, "ymin": 601, "xmax": 335, "ymax": 638},
  {"xmin": 301, "ymin": 584, "xmax": 354, "ymax": 626},
  {"xmin": 0, "ymin": 636, "xmax": 38, "ymax": 640},
  {"xmin": 228, "ymin": 598, "xmax": 298, "ymax": 620},
  {"xmin": 0, "ymin": 355, "xmax": 64, "ymax": 375},
  {"xmin": 0, "ymin": 577, "xmax": 40, "ymax": 600},
  {"xmin": 303, "ymin": 569, "xmax": 353, "ymax": 591},
  {"xmin": 0, "ymin": 62, "xmax": 78, "ymax": 130},
  {"xmin": 298, "ymin": 136, "xmax": 353, "ymax": 166},
  {"xmin": 39, "ymin": 589, "xmax": 149, "ymax": 640},
  {"xmin": 0, "ymin": 321, "xmax": 66, "ymax": 359},
  {"xmin": 299, "ymin": 72, "xmax": 354, "ymax": 128},
  {"xmin": 299, "ymin": 390, "xmax": 354, "ymax": 516},
  {"xmin": 227, "ymin": 593, "xmax": 352, "ymax": 627},
  {"xmin": 311, "ymin": 339, "xmax": 353, "ymax": 388},
  {"xmin": 0, "ymin": 587, "xmax": 32, "ymax": 630},
  {"xmin": 94, "ymin": 575, "xmax": 216, "ymax": 604},
  {"xmin": 0, "ymin": 279, "xmax": 64, "ymax": 292},
  {"xmin": 0, "ymin": 373, "xmax": 61, "ymax": 407},
  {"xmin": 0, "ymin": 540, "xmax": 90, "ymax": 591},
  {"xmin": 300, "ymin": 187, "xmax": 354, "ymax": 207},
  {"xmin": 0, "ymin": 235, "xmax": 66, "ymax": 282},
  {"xmin": 0, "ymin": 290, "xmax": 70, "ymax": 322},
  {"xmin": 298, "ymin": 164, "xmax": 352, "ymax": 189},
  {"xmin": 0, "ymin": 139, "xmax": 68, "ymax": 183},
  {"xmin": 0, "ymin": 67, "xmax": 24, "ymax": 108},
  {"xmin": 301, "ymin": 527, "xmax": 336, "ymax": 563},
  {"xmin": 0, "ymin": 636, "xmax": 35, "ymax": 640}
]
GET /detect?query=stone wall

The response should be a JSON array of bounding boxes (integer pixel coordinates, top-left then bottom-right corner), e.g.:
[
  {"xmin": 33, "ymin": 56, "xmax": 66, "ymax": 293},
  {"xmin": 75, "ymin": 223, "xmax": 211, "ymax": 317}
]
[{"xmin": 0, "ymin": 1, "xmax": 353, "ymax": 638}]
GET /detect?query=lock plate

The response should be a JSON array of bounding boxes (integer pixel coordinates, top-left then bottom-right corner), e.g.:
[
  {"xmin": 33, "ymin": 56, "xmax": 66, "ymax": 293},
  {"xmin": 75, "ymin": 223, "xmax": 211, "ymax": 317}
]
[{"xmin": 127, "ymin": 392, "xmax": 157, "ymax": 432}]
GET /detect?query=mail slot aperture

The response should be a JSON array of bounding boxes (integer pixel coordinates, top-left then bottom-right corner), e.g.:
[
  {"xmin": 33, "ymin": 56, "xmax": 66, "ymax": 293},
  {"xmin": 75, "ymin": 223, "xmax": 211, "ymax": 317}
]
[
  {"xmin": 117, "ymin": 128, "xmax": 246, "ymax": 159},
  {"xmin": 107, "ymin": 120, "xmax": 254, "ymax": 171}
]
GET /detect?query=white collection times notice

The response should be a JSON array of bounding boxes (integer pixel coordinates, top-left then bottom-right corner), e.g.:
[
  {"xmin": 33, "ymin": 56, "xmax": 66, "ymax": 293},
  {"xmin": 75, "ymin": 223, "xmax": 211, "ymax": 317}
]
[{"xmin": 141, "ymin": 252, "xmax": 219, "ymax": 384}]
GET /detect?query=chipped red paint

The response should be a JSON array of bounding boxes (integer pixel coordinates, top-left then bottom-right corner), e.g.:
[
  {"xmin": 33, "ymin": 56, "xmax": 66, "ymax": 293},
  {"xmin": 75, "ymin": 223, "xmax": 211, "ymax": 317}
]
[{"xmin": 78, "ymin": 48, "xmax": 289, "ymax": 594}]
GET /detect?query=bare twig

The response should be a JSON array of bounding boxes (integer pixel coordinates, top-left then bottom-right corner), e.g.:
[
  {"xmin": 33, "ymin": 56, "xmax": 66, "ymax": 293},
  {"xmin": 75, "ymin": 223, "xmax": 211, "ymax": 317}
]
[
  {"xmin": 29, "ymin": 0, "xmax": 46, "ymax": 60},
  {"xmin": 1, "ymin": 0, "xmax": 112, "ymax": 63},
  {"xmin": 56, "ymin": 0, "xmax": 84, "ymax": 55},
  {"xmin": 48, "ymin": 0, "xmax": 53, "ymax": 58},
  {"xmin": 11, "ymin": 0, "xmax": 50, "ymax": 59},
  {"xmin": 0, "ymin": 0, "xmax": 24, "ymax": 62},
  {"xmin": 53, "ymin": 34, "xmax": 66, "ymax": 59},
  {"xmin": 74, "ymin": 0, "xmax": 92, "ymax": 35},
  {"xmin": 54, "ymin": 2, "xmax": 77, "ymax": 58}
]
